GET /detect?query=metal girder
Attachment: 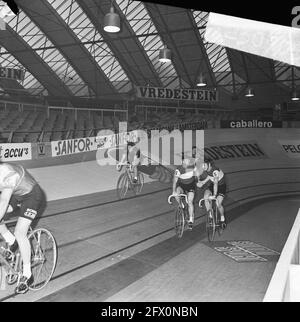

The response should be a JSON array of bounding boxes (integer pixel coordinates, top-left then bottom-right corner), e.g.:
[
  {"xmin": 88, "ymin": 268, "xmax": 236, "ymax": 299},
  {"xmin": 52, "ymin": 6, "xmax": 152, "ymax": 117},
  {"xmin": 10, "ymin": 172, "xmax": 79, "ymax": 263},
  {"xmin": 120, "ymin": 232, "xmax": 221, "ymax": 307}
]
[
  {"xmin": 17, "ymin": 0, "xmax": 116, "ymax": 97},
  {"xmin": 79, "ymin": 0, "xmax": 162, "ymax": 87},
  {"xmin": 144, "ymin": 2, "xmax": 213, "ymax": 87},
  {"xmin": 0, "ymin": 25, "xmax": 72, "ymax": 96}
]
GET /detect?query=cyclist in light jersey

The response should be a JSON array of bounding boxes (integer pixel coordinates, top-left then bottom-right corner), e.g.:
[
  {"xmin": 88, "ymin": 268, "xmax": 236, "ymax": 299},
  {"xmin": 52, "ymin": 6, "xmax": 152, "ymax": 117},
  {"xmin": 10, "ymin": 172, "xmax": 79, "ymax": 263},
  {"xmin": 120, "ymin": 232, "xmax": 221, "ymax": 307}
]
[
  {"xmin": 173, "ymin": 157, "xmax": 198, "ymax": 230},
  {"xmin": 197, "ymin": 158, "xmax": 227, "ymax": 227},
  {"xmin": 0, "ymin": 162, "xmax": 46, "ymax": 294}
]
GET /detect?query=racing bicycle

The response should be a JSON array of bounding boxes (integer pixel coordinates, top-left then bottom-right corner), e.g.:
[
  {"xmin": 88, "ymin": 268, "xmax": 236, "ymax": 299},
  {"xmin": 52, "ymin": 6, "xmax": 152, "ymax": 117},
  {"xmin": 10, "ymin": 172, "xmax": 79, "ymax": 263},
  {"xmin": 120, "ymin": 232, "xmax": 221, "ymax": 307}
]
[
  {"xmin": 0, "ymin": 219, "xmax": 57, "ymax": 294},
  {"xmin": 199, "ymin": 195, "xmax": 225, "ymax": 242},
  {"xmin": 116, "ymin": 162, "xmax": 144, "ymax": 199}
]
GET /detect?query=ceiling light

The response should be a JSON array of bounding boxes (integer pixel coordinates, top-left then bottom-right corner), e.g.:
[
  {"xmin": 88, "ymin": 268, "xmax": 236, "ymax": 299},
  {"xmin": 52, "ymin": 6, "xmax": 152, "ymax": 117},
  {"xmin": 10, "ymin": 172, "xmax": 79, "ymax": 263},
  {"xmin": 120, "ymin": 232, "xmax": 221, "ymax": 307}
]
[
  {"xmin": 104, "ymin": 6, "xmax": 120, "ymax": 33},
  {"xmin": 291, "ymin": 90, "xmax": 300, "ymax": 101},
  {"xmin": 196, "ymin": 74, "xmax": 207, "ymax": 87},
  {"xmin": 159, "ymin": 46, "xmax": 171, "ymax": 63},
  {"xmin": 245, "ymin": 87, "xmax": 255, "ymax": 97}
]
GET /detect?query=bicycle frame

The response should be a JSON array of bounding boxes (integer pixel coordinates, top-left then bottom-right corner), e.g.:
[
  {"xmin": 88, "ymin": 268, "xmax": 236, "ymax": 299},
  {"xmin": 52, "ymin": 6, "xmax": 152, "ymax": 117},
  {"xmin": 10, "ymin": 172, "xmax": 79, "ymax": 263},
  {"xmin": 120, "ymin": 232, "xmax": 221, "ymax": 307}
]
[
  {"xmin": 0, "ymin": 221, "xmax": 57, "ymax": 292},
  {"xmin": 199, "ymin": 196, "xmax": 222, "ymax": 242},
  {"xmin": 117, "ymin": 162, "xmax": 144, "ymax": 199},
  {"xmin": 0, "ymin": 225, "xmax": 36, "ymax": 283},
  {"xmin": 168, "ymin": 194, "xmax": 189, "ymax": 238}
]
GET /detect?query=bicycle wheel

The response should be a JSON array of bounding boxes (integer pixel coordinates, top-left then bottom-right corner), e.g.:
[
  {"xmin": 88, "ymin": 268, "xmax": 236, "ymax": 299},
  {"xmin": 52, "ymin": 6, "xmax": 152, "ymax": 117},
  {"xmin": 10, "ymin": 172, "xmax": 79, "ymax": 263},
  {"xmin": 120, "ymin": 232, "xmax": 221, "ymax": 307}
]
[
  {"xmin": 134, "ymin": 172, "xmax": 144, "ymax": 194},
  {"xmin": 116, "ymin": 173, "xmax": 129, "ymax": 199},
  {"xmin": 28, "ymin": 228, "xmax": 57, "ymax": 291},
  {"xmin": 175, "ymin": 207, "xmax": 185, "ymax": 238},
  {"xmin": 206, "ymin": 209, "xmax": 216, "ymax": 242}
]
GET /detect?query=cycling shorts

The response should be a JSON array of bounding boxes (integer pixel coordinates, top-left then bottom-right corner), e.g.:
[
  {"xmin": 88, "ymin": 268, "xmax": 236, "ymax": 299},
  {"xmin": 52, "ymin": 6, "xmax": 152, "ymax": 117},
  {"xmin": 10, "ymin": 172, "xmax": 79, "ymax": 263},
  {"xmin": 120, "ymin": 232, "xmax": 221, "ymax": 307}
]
[
  {"xmin": 206, "ymin": 182, "xmax": 226, "ymax": 198},
  {"xmin": 9, "ymin": 184, "xmax": 46, "ymax": 221}
]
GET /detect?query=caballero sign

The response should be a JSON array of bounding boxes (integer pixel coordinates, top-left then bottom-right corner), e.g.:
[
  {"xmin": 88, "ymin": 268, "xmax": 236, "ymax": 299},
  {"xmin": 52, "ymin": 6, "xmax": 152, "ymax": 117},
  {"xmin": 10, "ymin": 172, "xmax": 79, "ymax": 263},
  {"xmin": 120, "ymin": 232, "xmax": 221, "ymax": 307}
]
[
  {"xmin": 221, "ymin": 120, "xmax": 282, "ymax": 128},
  {"xmin": 135, "ymin": 86, "xmax": 218, "ymax": 102}
]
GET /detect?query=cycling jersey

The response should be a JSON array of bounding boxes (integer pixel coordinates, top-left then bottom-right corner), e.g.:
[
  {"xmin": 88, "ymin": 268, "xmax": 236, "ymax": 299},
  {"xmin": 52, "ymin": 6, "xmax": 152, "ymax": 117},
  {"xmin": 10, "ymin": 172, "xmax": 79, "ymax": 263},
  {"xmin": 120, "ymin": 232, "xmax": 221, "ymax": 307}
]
[
  {"xmin": 0, "ymin": 163, "xmax": 46, "ymax": 221},
  {"xmin": 0, "ymin": 163, "xmax": 36, "ymax": 196},
  {"xmin": 126, "ymin": 145, "xmax": 140, "ymax": 163},
  {"xmin": 174, "ymin": 159, "xmax": 197, "ymax": 185},
  {"xmin": 200, "ymin": 164, "xmax": 225, "ymax": 185}
]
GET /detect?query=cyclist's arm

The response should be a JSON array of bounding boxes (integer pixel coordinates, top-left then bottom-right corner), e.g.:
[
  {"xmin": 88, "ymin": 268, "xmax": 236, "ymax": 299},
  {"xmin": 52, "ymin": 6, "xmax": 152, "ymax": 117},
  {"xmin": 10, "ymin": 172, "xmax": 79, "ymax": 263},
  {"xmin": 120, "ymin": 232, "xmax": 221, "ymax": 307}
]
[
  {"xmin": 173, "ymin": 170, "xmax": 180, "ymax": 194},
  {"xmin": 0, "ymin": 188, "xmax": 14, "ymax": 221},
  {"xmin": 119, "ymin": 152, "xmax": 127, "ymax": 164},
  {"xmin": 213, "ymin": 179, "xmax": 218, "ymax": 196},
  {"xmin": 212, "ymin": 170, "xmax": 220, "ymax": 196}
]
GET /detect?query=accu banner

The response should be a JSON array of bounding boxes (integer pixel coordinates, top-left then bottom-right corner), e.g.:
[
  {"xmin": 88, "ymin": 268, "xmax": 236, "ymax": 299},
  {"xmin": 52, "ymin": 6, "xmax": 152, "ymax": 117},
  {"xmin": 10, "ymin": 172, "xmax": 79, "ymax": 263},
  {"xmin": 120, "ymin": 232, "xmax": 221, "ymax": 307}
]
[{"xmin": 0, "ymin": 143, "xmax": 32, "ymax": 161}]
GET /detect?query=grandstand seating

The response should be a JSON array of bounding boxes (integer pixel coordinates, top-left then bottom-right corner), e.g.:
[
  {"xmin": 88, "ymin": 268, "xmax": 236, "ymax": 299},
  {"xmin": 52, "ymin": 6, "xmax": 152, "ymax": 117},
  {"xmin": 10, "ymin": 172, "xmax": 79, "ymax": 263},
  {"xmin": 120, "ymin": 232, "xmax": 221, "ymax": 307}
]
[{"xmin": 0, "ymin": 103, "xmax": 296, "ymax": 143}]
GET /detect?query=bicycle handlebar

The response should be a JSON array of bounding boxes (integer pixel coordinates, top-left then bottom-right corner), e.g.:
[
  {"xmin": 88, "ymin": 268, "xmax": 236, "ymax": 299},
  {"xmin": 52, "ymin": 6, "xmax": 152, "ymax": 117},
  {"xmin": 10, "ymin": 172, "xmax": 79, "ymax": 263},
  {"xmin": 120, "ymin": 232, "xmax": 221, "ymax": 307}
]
[
  {"xmin": 199, "ymin": 195, "xmax": 217, "ymax": 207},
  {"xmin": 116, "ymin": 162, "xmax": 132, "ymax": 171},
  {"xmin": 168, "ymin": 194, "xmax": 188, "ymax": 205},
  {"xmin": 117, "ymin": 162, "xmax": 130, "ymax": 166}
]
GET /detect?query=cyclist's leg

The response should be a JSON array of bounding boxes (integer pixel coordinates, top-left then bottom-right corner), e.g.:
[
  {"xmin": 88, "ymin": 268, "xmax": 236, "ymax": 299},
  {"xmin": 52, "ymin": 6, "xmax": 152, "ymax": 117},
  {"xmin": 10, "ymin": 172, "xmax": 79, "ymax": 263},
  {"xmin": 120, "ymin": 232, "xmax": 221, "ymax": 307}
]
[
  {"xmin": 216, "ymin": 183, "xmax": 226, "ymax": 223},
  {"xmin": 14, "ymin": 217, "xmax": 32, "ymax": 278},
  {"xmin": 15, "ymin": 185, "xmax": 46, "ymax": 293},
  {"xmin": 187, "ymin": 191, "xmax": 195, "ymax": 224},
  {"xmin": 175, "ymin": 185, "xmax": 183, "ymax": 204},
  {"xmin": 204, "ymin": 188, "xmax": 213, "ymax": 215},
  {"xmin": 216, "ymin": 195, "xmax": 224, "ymax": 219},
  {"xmin": 132, "ymin": 156, "xmax": 140, "ymax": 182}
]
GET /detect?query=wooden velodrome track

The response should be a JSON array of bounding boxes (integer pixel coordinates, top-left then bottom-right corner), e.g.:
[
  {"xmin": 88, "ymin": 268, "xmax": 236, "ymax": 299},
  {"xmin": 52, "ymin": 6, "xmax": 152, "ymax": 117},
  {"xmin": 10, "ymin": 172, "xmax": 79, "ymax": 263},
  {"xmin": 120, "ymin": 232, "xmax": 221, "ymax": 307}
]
[
  {"xmin": 0, "ymin": 128, "xmax": 300, "ymax": 302},
  {"xmin": 0, "ymin": 179, "xmax": 299, "ymax": 302}
]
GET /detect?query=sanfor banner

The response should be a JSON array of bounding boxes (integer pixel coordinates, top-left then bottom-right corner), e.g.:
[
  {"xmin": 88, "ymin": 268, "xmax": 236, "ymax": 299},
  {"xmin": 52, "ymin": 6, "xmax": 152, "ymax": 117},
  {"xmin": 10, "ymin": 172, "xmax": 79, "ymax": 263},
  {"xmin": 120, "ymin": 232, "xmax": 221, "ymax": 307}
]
[
  {"xmin": 0, "ymin": 143, "xmax": 32, "ymax": 161},
  {"xmin": 51, "ymin": 131, "xmax": 139, "ymax": 157},
  {"xmin": 51, "ymin": 137, "xmax": 97, "ymax": 157}
]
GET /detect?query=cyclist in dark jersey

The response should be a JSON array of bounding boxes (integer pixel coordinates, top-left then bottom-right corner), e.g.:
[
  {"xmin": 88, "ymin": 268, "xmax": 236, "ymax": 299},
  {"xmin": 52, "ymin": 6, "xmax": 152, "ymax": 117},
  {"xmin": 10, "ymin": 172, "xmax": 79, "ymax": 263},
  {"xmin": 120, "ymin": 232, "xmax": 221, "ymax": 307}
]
[
  {"xmin": 116, "ymin": 140, "xmax": 141, "ymax": 183},
  {"xmin": 197, "ymin": 158, "xmax": 227, "ymax": 227},
  {"xmin": 0, "ymin": 162, "xmax": 46, "ymax": 294}
]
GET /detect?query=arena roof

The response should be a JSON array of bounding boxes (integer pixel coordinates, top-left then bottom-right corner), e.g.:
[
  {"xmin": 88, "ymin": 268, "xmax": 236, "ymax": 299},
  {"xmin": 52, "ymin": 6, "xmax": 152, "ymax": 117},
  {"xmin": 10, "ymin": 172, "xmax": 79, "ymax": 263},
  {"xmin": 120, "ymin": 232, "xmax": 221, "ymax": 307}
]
[{"xmin": 0, "ymin": 0, "xmax": 298, "ymax": 108}]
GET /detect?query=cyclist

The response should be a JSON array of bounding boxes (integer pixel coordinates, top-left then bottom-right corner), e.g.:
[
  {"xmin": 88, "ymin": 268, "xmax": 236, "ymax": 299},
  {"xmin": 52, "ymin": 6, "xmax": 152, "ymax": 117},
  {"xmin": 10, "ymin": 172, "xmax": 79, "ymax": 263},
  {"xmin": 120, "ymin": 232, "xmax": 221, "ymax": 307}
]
[
  {"xmin": 0, "ymin": 162, "xmax": 46, "ymax": 294},
  {"xmin": 197, "ymin": 158, "xmax": 227, "ymax": 228},
  {"xmin": 116, "ymin": 139, "xmax": 141, "ymax": 183},
  {"xmin": 172, "ymin": 157, "xmax": 198, "ymax": 230}
]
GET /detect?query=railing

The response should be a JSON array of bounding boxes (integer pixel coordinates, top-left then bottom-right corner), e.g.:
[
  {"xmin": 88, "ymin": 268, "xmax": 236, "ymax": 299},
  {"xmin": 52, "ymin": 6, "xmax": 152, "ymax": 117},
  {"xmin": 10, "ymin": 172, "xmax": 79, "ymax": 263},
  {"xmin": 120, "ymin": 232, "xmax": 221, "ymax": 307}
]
[
  {"xmin": 263, "ymin": 208, "xmax": 300, "ymax": 302},
  {"xmin": 0, "ymin": 119, "xmax": 208, "ymax": 143},
  {"xmin": 0, "ymin": 99, "xmax": 46, "ymax": 112},
  {"xmin": 0, "ymin": 129, "xmax": 105, "ymax": 143},
  {"xmin": 48, "ymin": 105, "xmax": 128, "ymax": 121},
  {"xmin": 142, "ymin": 120, "xmax": 208, "ymax": 133}
]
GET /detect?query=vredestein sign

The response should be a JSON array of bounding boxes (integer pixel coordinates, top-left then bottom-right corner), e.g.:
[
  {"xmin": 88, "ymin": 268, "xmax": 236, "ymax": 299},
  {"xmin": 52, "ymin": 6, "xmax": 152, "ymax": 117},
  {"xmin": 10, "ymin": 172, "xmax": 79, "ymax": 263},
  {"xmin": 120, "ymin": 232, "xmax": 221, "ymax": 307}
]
[
  {"xmin": 0, "ymin": 67, "xmax": 25, "ymax": 81},
  {"xmin": 135, "ymin": 86, "xmax": 218, "ymax": 103}
]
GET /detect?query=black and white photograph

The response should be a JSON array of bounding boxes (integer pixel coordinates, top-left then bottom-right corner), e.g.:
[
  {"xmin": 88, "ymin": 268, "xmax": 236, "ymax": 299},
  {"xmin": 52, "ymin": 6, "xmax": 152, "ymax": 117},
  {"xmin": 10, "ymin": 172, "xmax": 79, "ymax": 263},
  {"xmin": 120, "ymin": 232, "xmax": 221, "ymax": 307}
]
[{"xmin": 0, "ymin": 0, "xmax": 299, "ymax": 310}]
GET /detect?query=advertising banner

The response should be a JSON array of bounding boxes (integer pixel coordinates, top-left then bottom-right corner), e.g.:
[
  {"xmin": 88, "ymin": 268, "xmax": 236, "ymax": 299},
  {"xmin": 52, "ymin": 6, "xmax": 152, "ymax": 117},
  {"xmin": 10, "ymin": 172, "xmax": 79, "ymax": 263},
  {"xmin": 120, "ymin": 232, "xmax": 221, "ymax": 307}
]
[
  {"xmin": 0, "ymin": 143, "xmax": 32, "ymax": 161},
  {"xmin": 220, "ymin": 120, "xmax": 283, "ymax": 129},
  {"xmin": 204, "ymin": 141, "xmax": 268, "ymax": 162},
  {"xmin": 51, "ymin": 131, "xmax": 139, "ymax": 157},
  {"xmin": 135, "ymin": 86, "xmax": 218, "ymax": 103},
  {"xmin": 278, "ymin": 140, "xmax": 300, "ymax": 158}
]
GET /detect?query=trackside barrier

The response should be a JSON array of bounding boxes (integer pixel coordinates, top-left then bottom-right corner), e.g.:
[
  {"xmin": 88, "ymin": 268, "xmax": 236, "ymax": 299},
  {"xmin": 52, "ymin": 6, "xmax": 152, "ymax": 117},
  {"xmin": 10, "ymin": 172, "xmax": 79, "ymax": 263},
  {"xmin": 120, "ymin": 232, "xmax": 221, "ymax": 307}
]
[{"xmin": 263, "ymin": 208, "xmax": 300, "ymax": 302}]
